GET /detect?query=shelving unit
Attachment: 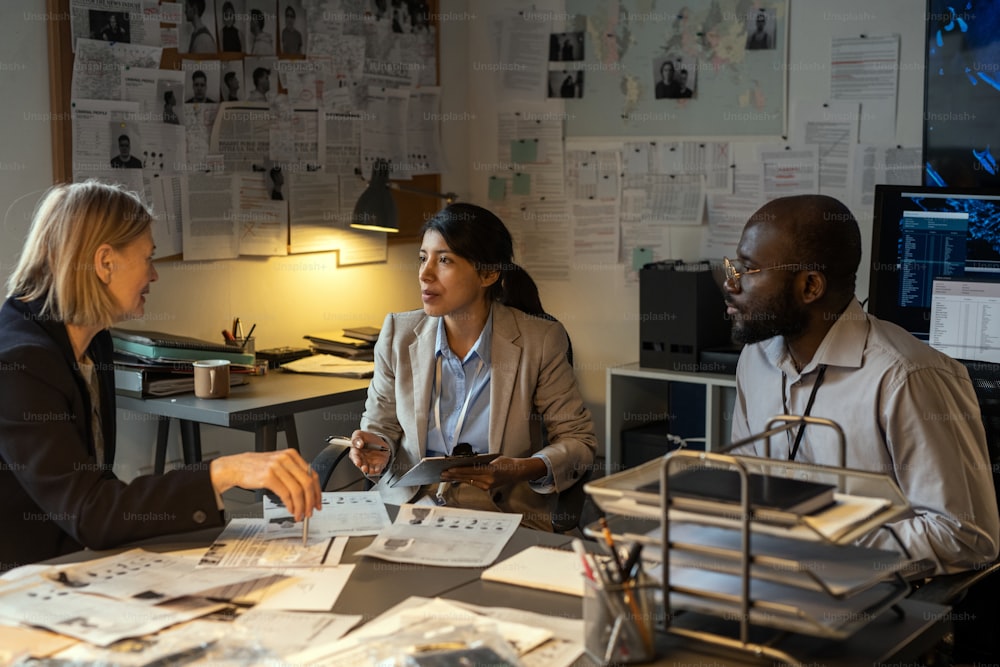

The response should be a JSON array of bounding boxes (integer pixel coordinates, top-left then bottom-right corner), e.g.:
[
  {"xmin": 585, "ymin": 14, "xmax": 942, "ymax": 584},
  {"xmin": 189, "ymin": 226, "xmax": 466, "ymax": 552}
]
[
  {"xmin": 606, "ymin": 363, "xmax": 737, "ymax": 473},
  {"xmin": 586, "ymin": 418, "xmax": 920, "ymax": 666}
]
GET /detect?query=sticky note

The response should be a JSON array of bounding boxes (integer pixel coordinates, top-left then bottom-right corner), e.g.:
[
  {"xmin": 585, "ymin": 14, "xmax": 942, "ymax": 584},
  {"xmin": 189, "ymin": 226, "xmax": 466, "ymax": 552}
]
[
  {"xmin": 632, "ymin": 247, "xmax": 653, "ymax": 271},
  {"xmin": 511, "ymin": 139, "xmax": 538, "ymax": 163},
  {"xmin": 512, "ymin": 172, "xmax": 531, "ymax": 195},
  {"xmin": 488, "ymin": 177, "xmax": 506, "ymax": 201}
]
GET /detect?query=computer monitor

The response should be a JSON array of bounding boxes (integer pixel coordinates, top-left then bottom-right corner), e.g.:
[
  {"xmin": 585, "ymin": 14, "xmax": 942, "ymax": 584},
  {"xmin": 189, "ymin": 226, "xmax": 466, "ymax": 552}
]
[
  {"xmin": 929, "ymin": 277, "xmax": 1000, "ymax": 364},
  {"xmin": 867, "ymin": 184, "xmax": 1000, "ymax": 341}
]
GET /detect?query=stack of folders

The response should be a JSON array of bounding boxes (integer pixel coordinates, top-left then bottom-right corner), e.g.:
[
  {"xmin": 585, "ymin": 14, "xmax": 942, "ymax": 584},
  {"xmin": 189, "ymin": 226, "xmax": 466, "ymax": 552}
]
[
  {"xmin": 114, "ymin": 361, "xmax": 251, "ymax": 398},
  {"xmin": 303, "ymin": 327, "xmax": 379, "ymax": 361},
  {"xmin": 110, "ymin": 328, "xmax": 256, "ymax": 365},
  {"xmin": 111, "ymin": 329, "xmax": 257, "ymax": 397}
]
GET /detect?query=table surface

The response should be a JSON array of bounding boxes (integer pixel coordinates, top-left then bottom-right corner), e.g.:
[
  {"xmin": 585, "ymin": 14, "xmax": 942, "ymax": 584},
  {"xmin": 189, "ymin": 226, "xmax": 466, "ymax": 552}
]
[
  {"xmin": 40, "ymin": 510, "xmax": 950, "ymax": 666},
  {"xmin": 114, "ymin": 370, "xmax": 370, "ymax": 427}
]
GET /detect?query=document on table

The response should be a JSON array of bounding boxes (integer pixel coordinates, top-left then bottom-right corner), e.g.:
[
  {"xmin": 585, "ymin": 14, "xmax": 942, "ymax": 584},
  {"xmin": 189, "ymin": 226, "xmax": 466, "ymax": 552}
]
[
  {"xmin": 198, "ymin": 518, "xmax": 337, "ymax": 568},
  {"xmin": 263, "ymin": 491, "xmax": 391, "ymax": 539},
  {"xmin": 234, "ymin": 608, "xmax": 362, "ymax": 655},
  {"xmin": 355, "ymin": 504, "xmax": 521, "ymax": 567},
  {"xmin": 49, "ymin": 620, "xmax": 227, "ymax": 665},
  {"xmin": 0, "ymin": 584, "xmax": 223, "ymax": 647},
  {"xmin": 44, "ymin": 549, "xmax": 274, "ymax": 602}
]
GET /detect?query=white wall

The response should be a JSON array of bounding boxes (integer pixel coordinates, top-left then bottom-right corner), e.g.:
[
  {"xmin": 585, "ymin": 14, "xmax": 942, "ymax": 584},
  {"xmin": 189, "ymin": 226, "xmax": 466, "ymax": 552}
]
[{"xmin": 459, "ymin": 0, "xmax": 928, "ymax": 441}]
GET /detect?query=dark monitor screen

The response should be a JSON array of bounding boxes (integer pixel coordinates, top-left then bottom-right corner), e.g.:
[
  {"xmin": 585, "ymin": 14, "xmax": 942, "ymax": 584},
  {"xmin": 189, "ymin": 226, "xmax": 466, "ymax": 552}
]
[
  {"xmin": 923, "ymin": 1, "xmax": 1000, "ymax": 188},
  {"xmin": 867, "ymin": 184, "xmax": 1000, "ymax": 341}
]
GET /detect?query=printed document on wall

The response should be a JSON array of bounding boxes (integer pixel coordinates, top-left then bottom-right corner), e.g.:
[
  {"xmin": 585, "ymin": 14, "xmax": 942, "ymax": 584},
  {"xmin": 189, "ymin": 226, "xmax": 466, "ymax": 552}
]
[
  {"xmin": 759, "ymin": 145, "xmax": 819, "ymax": 200},
  {"xmin": 830, "ymin": 35, "xmax": 899, "ymax": 143},
  {"xmin": 72, "ymin": 38, "xmax": 162, "ymax": 100},
  {"xmin": 181, "ymin": 173, "xmax": 239, "ymax": 260},
  {"xmin": 791, "ymin": 101, "xmax": 859, "ymax": 202}
]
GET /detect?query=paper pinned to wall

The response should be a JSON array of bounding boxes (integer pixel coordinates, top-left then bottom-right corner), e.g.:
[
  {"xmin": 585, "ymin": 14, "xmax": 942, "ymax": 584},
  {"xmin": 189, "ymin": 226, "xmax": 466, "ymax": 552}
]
[
  {"xmin": 830, "ymin": 35, "xmax": 900, "ymax": 144},
  {"xmin": 702, "ymin": 171, "xmax": 763, "ymax": 260},
  {"xmin": 791, "ymin": 101, "xmax": 860, "ymax": 202},
  {"xmin": 492, "ymin": 8, "xmax": 549, "ymax": 100},
  {"xmin": 759, "ymin": 145, "xmax": 820, "ymax": 200}
]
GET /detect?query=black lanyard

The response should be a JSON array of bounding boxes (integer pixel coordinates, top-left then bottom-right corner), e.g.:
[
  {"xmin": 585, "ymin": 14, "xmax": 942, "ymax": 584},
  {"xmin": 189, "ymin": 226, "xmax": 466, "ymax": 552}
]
[{"xmin": 788, "ymin": 364, "xmax": 828, "ymax": 462}]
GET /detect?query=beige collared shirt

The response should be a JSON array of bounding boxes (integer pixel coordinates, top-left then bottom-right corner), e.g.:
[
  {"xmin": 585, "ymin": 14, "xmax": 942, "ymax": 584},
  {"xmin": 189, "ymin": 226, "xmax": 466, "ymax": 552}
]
[{"xmin": 731, "ymin": 299, "xmax": 999, "ymax": 574}]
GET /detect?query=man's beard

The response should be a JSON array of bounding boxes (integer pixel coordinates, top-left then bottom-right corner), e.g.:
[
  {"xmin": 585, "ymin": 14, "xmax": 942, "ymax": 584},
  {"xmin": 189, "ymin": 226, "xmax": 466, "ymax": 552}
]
[{"xmin": 730, "ymin": 284, "xmax": 808, "ymax": 345}]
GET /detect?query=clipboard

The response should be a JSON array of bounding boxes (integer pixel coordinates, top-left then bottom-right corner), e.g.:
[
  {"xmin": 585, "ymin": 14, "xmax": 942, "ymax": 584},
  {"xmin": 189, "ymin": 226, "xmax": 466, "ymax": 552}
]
[{"xmin": 390, "ymin": 452, "xmax": 500, "ymax": 487}]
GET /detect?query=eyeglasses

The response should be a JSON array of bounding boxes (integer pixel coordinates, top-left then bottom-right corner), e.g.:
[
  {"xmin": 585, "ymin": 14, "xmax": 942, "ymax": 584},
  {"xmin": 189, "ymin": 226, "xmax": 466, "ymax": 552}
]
[{"xmin": 723, "ymin": 257, "xmax": 802, "ymax": 288}]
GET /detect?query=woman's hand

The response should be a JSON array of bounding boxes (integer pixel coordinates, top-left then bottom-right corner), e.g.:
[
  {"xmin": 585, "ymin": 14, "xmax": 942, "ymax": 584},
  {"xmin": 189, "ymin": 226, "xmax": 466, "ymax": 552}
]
[
  {"xmin": 210, "ymin": 449, "xmax": 321, "ymax": 521},
  {"xmin": 441, "ymin": 456, "xmax": 547, "ymax": 492},
  {"xmin": 347, "ymin": 430, "xmax": 391, "ymax": 477}
]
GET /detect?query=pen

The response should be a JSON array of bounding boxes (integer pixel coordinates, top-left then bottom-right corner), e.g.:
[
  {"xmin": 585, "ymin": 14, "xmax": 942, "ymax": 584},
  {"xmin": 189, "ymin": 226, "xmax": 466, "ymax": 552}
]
[
  {"xmin": 599, "ymin": 516, "xmax": 625, "ymax": 579},
  {"xmin": 326, "ymin": 435, "xmax": 390, "ymax": 452},
  {"xmin": 302, "ymin": 516, "xmax": 308, "ymax": 546},
  {"xmin": 572, "ymin": 538, "xmax": 596, "ymax": 582},
  {"xmin": 234, "ymin": 317, "xmax": 243, "ymax": 340},
  {"xmin": 241, "ymin": 323, "xmax": 256, "ymax": 348},
  {"xmin": 621, "ymin": 542, "xmax": 643, "ymax": 581}
]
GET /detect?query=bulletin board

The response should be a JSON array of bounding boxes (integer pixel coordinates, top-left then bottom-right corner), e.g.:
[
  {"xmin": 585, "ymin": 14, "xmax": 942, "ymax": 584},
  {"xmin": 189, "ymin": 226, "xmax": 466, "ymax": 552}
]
[
  {"xmin": 566, "ymin": 0, "xmax": 789, "ymax": 137},
  {"xmin": 44, "ymin": 0, "xmax": 443, "ymax": 246}
]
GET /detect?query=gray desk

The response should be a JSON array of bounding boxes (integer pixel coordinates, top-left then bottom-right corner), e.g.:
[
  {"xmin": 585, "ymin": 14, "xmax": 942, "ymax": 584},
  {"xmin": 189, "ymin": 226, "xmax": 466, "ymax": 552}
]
[
  {"xmin": 41, "ymin": 515, "xmax": 948, "ymax": 665},
  {"xmin": 116, "ymin": 371, "xmax": 370, "ymax": 473}
]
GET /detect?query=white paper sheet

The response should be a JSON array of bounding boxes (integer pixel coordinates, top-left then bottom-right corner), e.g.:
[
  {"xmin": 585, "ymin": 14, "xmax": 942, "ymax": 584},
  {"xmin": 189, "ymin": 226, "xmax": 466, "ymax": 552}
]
[
  {"xmin": 323, "ymin": 110, "xmax": 362, "ymax": 175},
  {"xmin": 234, "ymin": 173, "xmax": 288, "ymax": 256},
  {"xmin": 70, "ymin": 0, "xmax": 156, "ymax": 52},
  {"xmin": 45, "ymin": 549, "xmax": 271, "ymax": 603},
  {"xmin": 571, "ymin": 200, "xmax": 620, "ymax": 266},
  {"xmin": 702, "ymin": 171, "xmax": 762, "ymax": 260},
  {"xmin": 52, "ymin": 619, "xmax": 226, "ymax": 665},
  {"xmin": 263, "ymin": 491, "xmax": 391, "ymax": 539},
  {"xmin": 830, "ymin": 35, "xmax": 900, "ymax": 143},
  {"xmin": 510, "ymin": 198, "xmax": 572, "ymax": 281},
  {"xmin": 210, "ymin": 102, "xmax": 273, "ymax": 172},
  {"xmin": 0, "ymin": 583, "xmax": 222, "ymax": 647},
  {"xmin": 759, "ymin": 145, "xmax": 820, "ymax": 200},
  {"xmin": 198, "ymin": 518, "xmax": 337, "ymax": 568},
  {"xmin": 252, "ymin": 565, "xmax": 356, "ymax": 611},
  {"xmin": 405, "ymin": 87, "xmax": 444, "ymax": 176},
  {"xmin": 850, "ymin": 144, "xmax": 922, "ymax": 214},
  {"xmin": 234, "ymin": 608, "xmax": 362, "ymax": 654},
  {"xmin": 360, "ymin": 85, "xmax": 410, "ymax": 177},
  {"xmin": 493, "ymin": 8, "xmax": 548, "ymax": 100},
  {"xmin": 356, "ymin": 505, "xmax": 521, "ymax": 568},
  {"xmin": 792, "ymin": 101, "xmax": 860, "ymax": 202},
  {"xmin": 71, "ymin": 38, "xmax": 162, "ymax": 101},
  {"xmin": 181, "ymin": 172, "xmax": 239, "ymax": 261},
  {"xmin": 71, "ymin": 98, "xmax": 141, "ymax": 176}
]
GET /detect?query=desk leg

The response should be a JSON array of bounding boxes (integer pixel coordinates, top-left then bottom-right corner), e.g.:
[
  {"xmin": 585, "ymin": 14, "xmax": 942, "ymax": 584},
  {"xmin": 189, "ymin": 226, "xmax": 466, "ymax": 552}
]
[
  {"xmin": 179, "ymin": 420, "xmax": 203, "ymax": 465},
  {"xmin": 280, "ymin": 415, "xmax": 300, "ymax": 452},
  {"xmin": 256, "ymin": 419, "xmax": 279, "ymax": 453},
  {"xmin": 155, "ymin": 417, "xmax": 170, "ymax": 475}
]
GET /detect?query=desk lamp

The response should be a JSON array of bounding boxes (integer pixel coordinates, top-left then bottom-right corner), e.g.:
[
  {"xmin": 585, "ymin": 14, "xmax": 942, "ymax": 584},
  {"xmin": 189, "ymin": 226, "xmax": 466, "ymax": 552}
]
[{"xmin": 351, "ymin": 158, "xmax": 457, "ymax": 232}]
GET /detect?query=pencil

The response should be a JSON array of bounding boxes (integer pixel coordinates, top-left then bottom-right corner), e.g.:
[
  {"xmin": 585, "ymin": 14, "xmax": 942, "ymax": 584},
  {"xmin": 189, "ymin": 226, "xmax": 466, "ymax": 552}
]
[{"xmin": 302, "ymin": 516, "xmax": 309, "ymax": 546}]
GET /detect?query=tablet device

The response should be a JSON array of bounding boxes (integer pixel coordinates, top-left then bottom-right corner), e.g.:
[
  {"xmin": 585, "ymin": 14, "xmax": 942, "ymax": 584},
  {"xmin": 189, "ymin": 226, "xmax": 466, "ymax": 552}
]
[{"xmin": 390, "ymin": 452, "xmax": 500, "ymax": 487}]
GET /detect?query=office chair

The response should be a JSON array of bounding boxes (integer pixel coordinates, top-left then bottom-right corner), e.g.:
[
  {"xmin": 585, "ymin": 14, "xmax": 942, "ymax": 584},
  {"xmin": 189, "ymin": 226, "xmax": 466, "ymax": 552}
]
[
  {"xmin": 311, "ymin": 439, "xmax": 371, "ymax": 491},
  {"xmin": 908, "ymin": 365, "xmax": 1000, "ymax": 663}
]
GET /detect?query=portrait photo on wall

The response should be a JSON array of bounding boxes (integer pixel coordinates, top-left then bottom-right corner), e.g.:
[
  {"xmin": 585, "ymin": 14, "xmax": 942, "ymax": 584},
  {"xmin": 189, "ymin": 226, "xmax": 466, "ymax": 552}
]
[
  {"xmin": 547, "ymin": 70, "xmax": 584, "ymax": 99},
  {"xmin": 745, "ymin": 8, "xmax": 776, "ymax": 51},
  {"xmin": 549, "ymin": 31, "xmax": 585, "ymax": 62},
  {"xmin": 245, "ymin": 57, "xmax": 277, "ymax": 103},
  {"xmin": 217, "ymin": 0, "xmax": 247, "ymax": 53},
  {"xmin": 221, "ymin": 61, "xmax": 245, "ymax": 101},
  {"xmin": 109, "ymin": 124, "xmax": 143, "ymax": 169},
  {"xmin": 184, "ymin": 65, "xmax": 221, "ymax": 104},
  {"xmin": 653, "ymin": 56, "xmax": 697, "ymax": 99},
  {"xmin": 89, "ymin": 11, "xmax": 130, "ymax": 43},
  {"xmin": 157, "ymin": 81, "xmax": 185, "ymax": 125},
  {"xmin": 180, "ymin": 0, "xmax": 219, "ymax": 54},
  {"xmin": 280, "ymin": 2, "xmax": 306, "ymax": 55},
  {"xmin": 246, "ymin": 0, "xmax": 277, "ymax": 55}
]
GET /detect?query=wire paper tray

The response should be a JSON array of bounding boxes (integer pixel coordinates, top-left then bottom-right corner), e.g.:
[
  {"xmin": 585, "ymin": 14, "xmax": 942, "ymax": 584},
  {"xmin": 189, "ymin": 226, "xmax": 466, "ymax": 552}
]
[
  {"xmin": 586, "ymin": 519, "xmax": 917, "ymax": 599},
  {"xmin": 585, "ymin": 454, "xmax": 910, "ymax": 546},
  {"xmin": 658, "ymin": 566, "xmax": 909, "ymax": 640}
]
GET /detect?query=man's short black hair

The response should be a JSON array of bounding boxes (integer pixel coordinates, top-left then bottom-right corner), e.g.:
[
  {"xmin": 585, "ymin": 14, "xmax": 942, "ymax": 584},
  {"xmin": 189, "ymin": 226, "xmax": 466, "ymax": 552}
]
[
  {"xmin": 251, "ymin": 8, "xmax": 265, "ymax": 28},
  {"xmin": 253, "ymin": 67, "xmax": 270, "ymax": 84},
  {"xmin": 191, "ymin": 70, "xmax": 208, "ymax": 82},
  {"xmin": 188, "ymin": 0, "xmax": 206, "ymax": 16},
  {"xmin": 224, "ymin": 71, "xmax": 238, "ymax": 86},
  {"xmin": 118, "ymin": 134, "xmax": 130, "ymax": 143}
]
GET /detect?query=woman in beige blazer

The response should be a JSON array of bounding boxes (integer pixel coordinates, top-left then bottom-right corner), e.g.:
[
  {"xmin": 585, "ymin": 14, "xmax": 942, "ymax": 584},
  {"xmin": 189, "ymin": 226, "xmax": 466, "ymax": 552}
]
[{"xmin": 348, "ymin": 204, "xmax": 596, "ymax": 530}]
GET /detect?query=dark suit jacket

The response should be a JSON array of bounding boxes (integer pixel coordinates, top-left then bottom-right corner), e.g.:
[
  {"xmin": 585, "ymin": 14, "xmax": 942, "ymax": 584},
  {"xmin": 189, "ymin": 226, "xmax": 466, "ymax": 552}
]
[
  {"xmin": 0, "ymin": 296, "xmax": 223, "ymax": 569},
  {"xmin": 361, "ymin": 304, "xmax": 596, "ymax": 530}
]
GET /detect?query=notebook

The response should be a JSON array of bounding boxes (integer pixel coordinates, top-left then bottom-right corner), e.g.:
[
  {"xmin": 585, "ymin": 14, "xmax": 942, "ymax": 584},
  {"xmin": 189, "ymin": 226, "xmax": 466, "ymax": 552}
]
[{"xmin": 638, "ymin": 468, "xmax": 836, "ymax": 516}]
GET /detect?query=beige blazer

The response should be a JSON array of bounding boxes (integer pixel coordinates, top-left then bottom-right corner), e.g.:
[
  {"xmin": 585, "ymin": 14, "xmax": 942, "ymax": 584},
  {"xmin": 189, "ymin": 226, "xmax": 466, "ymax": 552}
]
[{"xmin": 361, "ymin": 303, "xmax": 597, "ymax": 529}]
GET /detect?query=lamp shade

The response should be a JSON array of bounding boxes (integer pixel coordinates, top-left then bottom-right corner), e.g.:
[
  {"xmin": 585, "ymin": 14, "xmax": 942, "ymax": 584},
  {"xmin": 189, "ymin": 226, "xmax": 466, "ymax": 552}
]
[{"xmin": 351, "ymin": 159, "xmax": 398, "ymax": 232}]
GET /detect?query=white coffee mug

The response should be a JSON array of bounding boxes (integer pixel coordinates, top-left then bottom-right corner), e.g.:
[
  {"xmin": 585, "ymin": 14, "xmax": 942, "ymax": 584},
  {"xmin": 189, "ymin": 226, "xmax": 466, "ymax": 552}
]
[{"xmin": 193, "ymin": 360, "xmax": 230, "ymax": 399}]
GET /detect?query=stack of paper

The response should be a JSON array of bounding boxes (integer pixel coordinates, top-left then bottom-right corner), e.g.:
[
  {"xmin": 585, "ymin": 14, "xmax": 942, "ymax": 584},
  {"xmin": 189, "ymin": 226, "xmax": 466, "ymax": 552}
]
[{"xmin": 280, "ymin": 353, "xmax": 375, "ymax": 378}]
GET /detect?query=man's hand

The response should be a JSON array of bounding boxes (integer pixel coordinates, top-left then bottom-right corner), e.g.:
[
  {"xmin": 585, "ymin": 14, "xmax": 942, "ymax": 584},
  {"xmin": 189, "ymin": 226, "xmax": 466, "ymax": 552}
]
[{"xmin": 210, "ymin": 449, "xmax": 321, "ymax": 521}]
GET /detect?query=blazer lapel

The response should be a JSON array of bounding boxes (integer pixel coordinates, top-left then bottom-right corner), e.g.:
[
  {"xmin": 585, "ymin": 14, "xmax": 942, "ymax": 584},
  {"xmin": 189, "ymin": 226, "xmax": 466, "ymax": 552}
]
[
  {"xmin": 409, "ymin": 316, "xmax": 437, "ymax": 457},
  {"xmin": 489, "ymin": 305, "xmax": 521, "ymax": 454}
]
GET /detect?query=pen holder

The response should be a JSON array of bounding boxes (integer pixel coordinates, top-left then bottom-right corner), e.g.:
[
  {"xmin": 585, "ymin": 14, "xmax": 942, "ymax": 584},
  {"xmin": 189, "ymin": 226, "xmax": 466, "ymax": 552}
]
[
  {"xmin": 583, "ymin": 571, "xmax": 658, "ymax": 664},
  {"xmin": 227, "ymin": 337, "xmax": 255, "ymax": 355}
]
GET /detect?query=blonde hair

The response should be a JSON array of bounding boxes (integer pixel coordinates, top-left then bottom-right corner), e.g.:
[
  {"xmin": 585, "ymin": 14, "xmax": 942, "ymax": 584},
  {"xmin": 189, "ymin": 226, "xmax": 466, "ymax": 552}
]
[{"xmin": 6, "ymin": 180, "xmax": 152, "ymax": 328}]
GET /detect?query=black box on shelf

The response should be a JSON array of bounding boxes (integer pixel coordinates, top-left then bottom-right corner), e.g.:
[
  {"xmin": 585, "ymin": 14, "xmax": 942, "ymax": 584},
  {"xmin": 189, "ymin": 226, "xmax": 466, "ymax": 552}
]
[
  {"xmin": 621, "ymin": 420, "xmax": 706, "ymax": 468},
  {"xmin": 639, "ymin": 262, "xmax": 732, "ymax": 371}
]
